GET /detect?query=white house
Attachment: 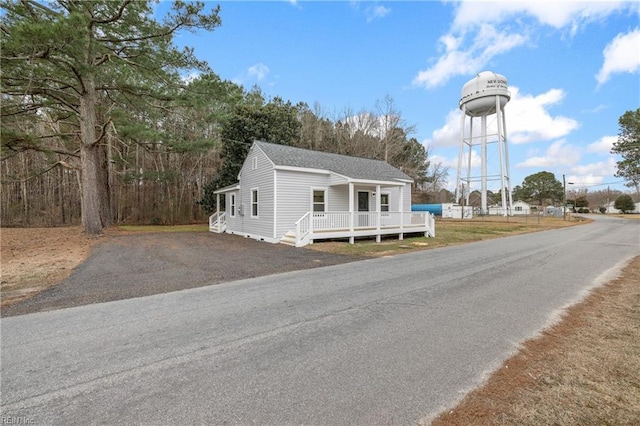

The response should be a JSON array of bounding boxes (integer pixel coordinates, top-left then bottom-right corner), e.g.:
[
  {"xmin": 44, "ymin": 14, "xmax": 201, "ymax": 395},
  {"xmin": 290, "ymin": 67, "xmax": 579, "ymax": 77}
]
[
  {"xmin": 488, "ymin": 200, "xmax": 530, "ymax": 215},
  {"xmin": 209, "ymin": 141, "xmax": 435, "ymax": 247},
  {"xmin": 603, "ymin": 200, "xmax": 640, "ymax": 214}
]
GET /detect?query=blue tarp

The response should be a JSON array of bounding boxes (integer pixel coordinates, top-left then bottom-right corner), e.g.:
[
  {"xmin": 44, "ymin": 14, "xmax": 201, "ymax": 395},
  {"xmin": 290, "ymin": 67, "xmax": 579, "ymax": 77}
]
[{"xmin": 411, "ymin": 204, "xmax": 442, "ymax": 216}]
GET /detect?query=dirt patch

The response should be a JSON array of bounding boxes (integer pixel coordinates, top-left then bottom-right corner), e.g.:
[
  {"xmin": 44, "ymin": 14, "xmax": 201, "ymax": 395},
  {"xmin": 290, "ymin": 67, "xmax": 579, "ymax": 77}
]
[{"xmin": 1, "ymin": 226, "xmax": 103, "ymax": 307}]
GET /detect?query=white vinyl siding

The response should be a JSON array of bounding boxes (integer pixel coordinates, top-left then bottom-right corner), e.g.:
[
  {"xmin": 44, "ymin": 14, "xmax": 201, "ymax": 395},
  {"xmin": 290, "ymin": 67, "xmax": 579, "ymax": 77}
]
[
  {"xmin": 328, "ymin": 186, "xmax": 350, "ymax": 211},
  {"xmin": 275, "ymin": 169, "xmax": 331, "ymax": 238},
  {"xmin": 387, "ymin": 186, "xmax": 400, "ymax": 211},
  {"xmin": 236, "ymin": 146, "xmax": 274, "ymax": 239},
  {"xmin": 402, "ymin": 184, "xmax": 411, "ymax": 212}
]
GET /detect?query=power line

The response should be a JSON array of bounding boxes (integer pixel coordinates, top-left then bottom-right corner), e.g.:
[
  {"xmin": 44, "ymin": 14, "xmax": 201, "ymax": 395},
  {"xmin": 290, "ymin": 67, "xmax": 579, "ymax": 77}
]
[{"xmin": 573, "ymin": 180, "xmax": 626, "ymax": 188}]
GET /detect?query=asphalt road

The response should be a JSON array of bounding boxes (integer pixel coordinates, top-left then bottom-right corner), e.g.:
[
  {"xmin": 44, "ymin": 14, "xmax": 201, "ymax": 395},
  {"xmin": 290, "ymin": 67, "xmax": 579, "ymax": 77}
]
[{"xmin": 2, "ymin": 215, "xmax": 638, "ymax": 424}]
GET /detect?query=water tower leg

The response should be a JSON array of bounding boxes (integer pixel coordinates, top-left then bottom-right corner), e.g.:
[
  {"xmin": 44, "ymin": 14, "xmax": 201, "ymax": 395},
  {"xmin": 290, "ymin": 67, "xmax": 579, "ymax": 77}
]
[
  {"xmin": 502, "ymin": 106, "xmax": 514, "ymax": 214},
  {"xmin": 481, "ymin": 115, "xmax": 487, "ymax": 215},
  {"xmin": 466, "ymin": 118, "xmax": 473, "ymax": 206},
  {"xmin": 456, "ymin": 108, "xmax": 466, "ymax": 203},
  {"xmin": 496, "ymin": 95, "xmax": 508, "ymax": 216}
]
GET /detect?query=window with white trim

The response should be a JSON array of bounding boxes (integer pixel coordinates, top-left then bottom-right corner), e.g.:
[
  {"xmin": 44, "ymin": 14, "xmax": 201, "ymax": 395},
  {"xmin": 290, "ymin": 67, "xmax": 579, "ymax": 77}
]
[
  {"xmin": 251, "ymin": 189, "xmax": 258, "ymax": 217},
  {"xmin": 313, "ymin": 190, "xmax": 326, "ymax": 212},
  {"xmin": 380, "ymin": 193, "xmax": 390, "ymax": 212},
  {"xmin": 230, "ymin": 194, "xmax": 236, "ymax": 217}
]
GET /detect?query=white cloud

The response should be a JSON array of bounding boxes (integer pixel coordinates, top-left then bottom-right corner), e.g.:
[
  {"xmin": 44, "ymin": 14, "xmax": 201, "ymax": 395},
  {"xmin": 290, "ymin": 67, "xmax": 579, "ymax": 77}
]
[
  {"xmin": 415, "ymin": 1, "xmax": 635, "ymax": 89},
  {"xmin": 582, "ymin": 104, "xmax": 608, "ymax": 114},
  {"xmin": 596, "ymin": 28, "xmax": 640, "ymax": 86},
  {"xmin": 425, "ymin": 86, "xmax": 579, "ymax": 148},
  {"xmin": 247, "ymin": 63, "xmax": 270, "ymax": 81},
  {"xmin": 425, "ymin": 109, "xmax": 461, "ymax": 148},
  {"xmin": 366, "ymin": 5, "xmax": 391, "ymax": 22},
  {"xmin": 430, "ymin": 153, "xmax": 457, "ymax": 169},
  {"xmin": 587, "ymin": 135, "xmax": 617, "ymax": 154},
  {"xmin": 567, "ymin": 158, "xmax": 618, "ymax": 187},
  {"xmin": 452, "ymin": 0, "xmax": 630, "ymax": 31},
  {"xmin": 428, "ymin": 152, "xmax": 482, "ymax": 191},
  {"xmin": 413, "ymin": 25, "xmax": 526, "ymax": 88},
  {"xmin": 507, "ymin": 87, "xmax": 579, "ymax": 144},
  {"xmin": 571, "ymin": 157, "xmax": 617, "ymax": 177},
  {"xmin": 516, "ymin": 139, "xmax": 581, "ymax": 168},
  {"xmin": 430, "ymin": 150, "xmax": 482, "ymax": 170},
  {"xmin": 181, "ymin": 72, "xmax": 201, "ymax": 84}
]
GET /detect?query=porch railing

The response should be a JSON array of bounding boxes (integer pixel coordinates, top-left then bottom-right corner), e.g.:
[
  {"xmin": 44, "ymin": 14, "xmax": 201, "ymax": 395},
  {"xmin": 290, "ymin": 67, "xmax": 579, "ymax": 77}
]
[
  {"xmin": 308, "ymin": 211, "xmax": 433, "ymax": 232},
  {"xmin": 295, "ymin": 212, "xmax": 311, "ymax": 246},
  {"xmin": 209, "ymin": 211, "xmax": 227, "ymax": 233}
]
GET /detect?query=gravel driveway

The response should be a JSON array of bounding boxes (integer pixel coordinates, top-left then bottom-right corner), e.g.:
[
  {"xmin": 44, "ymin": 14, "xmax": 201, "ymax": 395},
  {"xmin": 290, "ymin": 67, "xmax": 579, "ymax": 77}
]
[{"xmin": 2, "ymin": 232, "xmax": 362, "ymax": 317}]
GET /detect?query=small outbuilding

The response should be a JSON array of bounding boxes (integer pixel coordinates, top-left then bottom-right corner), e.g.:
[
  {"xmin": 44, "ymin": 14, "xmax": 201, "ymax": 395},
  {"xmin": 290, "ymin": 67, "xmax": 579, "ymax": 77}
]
[
  {"xmin": 488, "ymin": 200, "xmax": 531, "ymax": 215},
  {"xmin": 210, "ymin": 141, "xmax": 435, "ymax": 247}
]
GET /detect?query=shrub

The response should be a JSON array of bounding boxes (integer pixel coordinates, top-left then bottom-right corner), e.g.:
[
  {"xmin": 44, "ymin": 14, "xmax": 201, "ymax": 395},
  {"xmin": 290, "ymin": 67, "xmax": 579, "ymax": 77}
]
[{"xmin": 614, "ymin": 195, "xmax": 635, "ymax": 214}]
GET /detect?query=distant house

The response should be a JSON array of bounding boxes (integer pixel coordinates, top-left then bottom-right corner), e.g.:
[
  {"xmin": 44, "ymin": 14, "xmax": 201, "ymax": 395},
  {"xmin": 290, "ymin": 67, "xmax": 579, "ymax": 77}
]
[
  {"xmin": 488, "ymin": 200, "xmax": 530, "ymax": 215},
  {"xmin": 511, "ymin": 200, "xmax": 531, "ymax": 215},
  {"xmin": 209, "ymin": 141, "xmax": 435, "ymax": 247},
  {"xmin": 603, "ymin": 200, "xmax": 640, "ymax": 214}
]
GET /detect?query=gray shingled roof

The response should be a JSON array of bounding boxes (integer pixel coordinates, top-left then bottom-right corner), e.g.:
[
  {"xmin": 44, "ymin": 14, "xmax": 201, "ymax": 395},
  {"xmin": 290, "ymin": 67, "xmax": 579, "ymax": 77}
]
[{"xmin": 254, "ymin": 141, "xmax": 412, "ymax": 182}]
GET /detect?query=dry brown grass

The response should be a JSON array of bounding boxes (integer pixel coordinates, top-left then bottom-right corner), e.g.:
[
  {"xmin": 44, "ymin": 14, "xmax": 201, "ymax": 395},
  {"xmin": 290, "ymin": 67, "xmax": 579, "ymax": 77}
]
[
  {"xmin": 307, "ymin": 216, "xmax": 587, "ymax": 258},
  {"xmin": 0, "ymin": 226, "xmax": 101, "ymax": 307},
  {"xmin": 429, "ymin": 256, "xmax": 640, "ymax": 426}
]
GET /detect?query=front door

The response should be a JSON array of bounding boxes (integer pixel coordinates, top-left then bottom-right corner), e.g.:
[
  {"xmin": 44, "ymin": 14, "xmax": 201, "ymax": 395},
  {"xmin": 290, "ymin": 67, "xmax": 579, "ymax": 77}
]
[{"xmin": 357, "ymin": 191, "xmax": 369, "ymax": 227}]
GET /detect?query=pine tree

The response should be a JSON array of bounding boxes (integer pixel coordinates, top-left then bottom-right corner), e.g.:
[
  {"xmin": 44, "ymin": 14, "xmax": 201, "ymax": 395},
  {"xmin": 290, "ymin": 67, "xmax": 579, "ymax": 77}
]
[
  {"xmin": 612, "ymin": 108, "xmax": 640, "ymax": 194},
  {"xmin": 1, "ymin": 0, "xmax": 221, "ymax": 235}
]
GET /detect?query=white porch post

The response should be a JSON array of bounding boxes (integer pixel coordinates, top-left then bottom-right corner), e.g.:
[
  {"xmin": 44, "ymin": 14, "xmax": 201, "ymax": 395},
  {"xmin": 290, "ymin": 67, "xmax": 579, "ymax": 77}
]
[
  {"xmin": 398, "ymin": 185, "xmax": 404, "ymax": 240},
  {"xmin": 216, "ymin": 193, "xmax": 220, "ymax": 215},
  {"xmin": 375, "ymin": 184, "xmax": 381, "ymax": 243},
  {"xmin": 349, "ymin": 182, "xmax": 354, "ymax": 244}
]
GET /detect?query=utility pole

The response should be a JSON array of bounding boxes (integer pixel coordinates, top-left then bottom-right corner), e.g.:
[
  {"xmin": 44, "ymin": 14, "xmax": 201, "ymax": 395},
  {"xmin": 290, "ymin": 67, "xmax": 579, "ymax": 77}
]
[{"xmin": 563, "ymin": 174, "xmax": 567, "ymax": 220}]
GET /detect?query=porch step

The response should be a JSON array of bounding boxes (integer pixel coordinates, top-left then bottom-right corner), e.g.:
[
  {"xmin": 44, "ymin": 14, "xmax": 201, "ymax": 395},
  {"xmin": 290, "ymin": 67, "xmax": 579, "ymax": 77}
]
[
  {"xmin": 280, "ymin": 230, "xmax": 297, "ymax": 246},
  {"xmin": 209, "ymin": 223, "xmax": 226, "ymax": 233}
]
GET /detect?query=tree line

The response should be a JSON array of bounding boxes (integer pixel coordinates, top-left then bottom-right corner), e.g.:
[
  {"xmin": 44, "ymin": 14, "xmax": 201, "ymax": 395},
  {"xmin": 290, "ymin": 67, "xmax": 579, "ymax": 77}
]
[{"xmin": 1, "ymin": 1, "xmax": 447, "ymax": 234}]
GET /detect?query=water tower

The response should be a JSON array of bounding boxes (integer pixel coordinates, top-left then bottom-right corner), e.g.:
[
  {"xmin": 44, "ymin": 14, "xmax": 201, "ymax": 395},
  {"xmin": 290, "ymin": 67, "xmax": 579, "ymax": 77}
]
[{"xmin": 456, "ymin": 71, "xmax": 513, "ymax": 216}]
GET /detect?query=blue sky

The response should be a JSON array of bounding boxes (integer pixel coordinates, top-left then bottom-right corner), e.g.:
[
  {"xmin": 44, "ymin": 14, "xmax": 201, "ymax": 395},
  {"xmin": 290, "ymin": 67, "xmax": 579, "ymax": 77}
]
[{"xmin": 166, "ymin": 1, "xmax": 639, "ymax": 193}]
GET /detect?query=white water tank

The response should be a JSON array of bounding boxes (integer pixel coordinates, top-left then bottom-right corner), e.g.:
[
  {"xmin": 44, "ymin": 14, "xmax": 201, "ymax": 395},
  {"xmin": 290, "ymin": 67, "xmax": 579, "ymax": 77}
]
[{"xmin": 459, "ymin": 71, "xmax": 510, "ymax": 117}]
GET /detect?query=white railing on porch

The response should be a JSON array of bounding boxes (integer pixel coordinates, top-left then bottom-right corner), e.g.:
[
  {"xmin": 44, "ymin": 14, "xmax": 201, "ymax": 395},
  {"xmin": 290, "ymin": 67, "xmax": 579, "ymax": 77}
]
[
  {"xmin": 295, "ymin": 212, "xmax": 311, "ymax": 247},
  {"xmin": 293, "ymin": 211, "xmax": 435, "ymax": 243},
  {"xmin": 307, "ymin": 211, "xmax": 434, "ymax": 232},
  {"xmin": 209, "ymin": 211, "xmax": 226, "ymax": 233}
]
